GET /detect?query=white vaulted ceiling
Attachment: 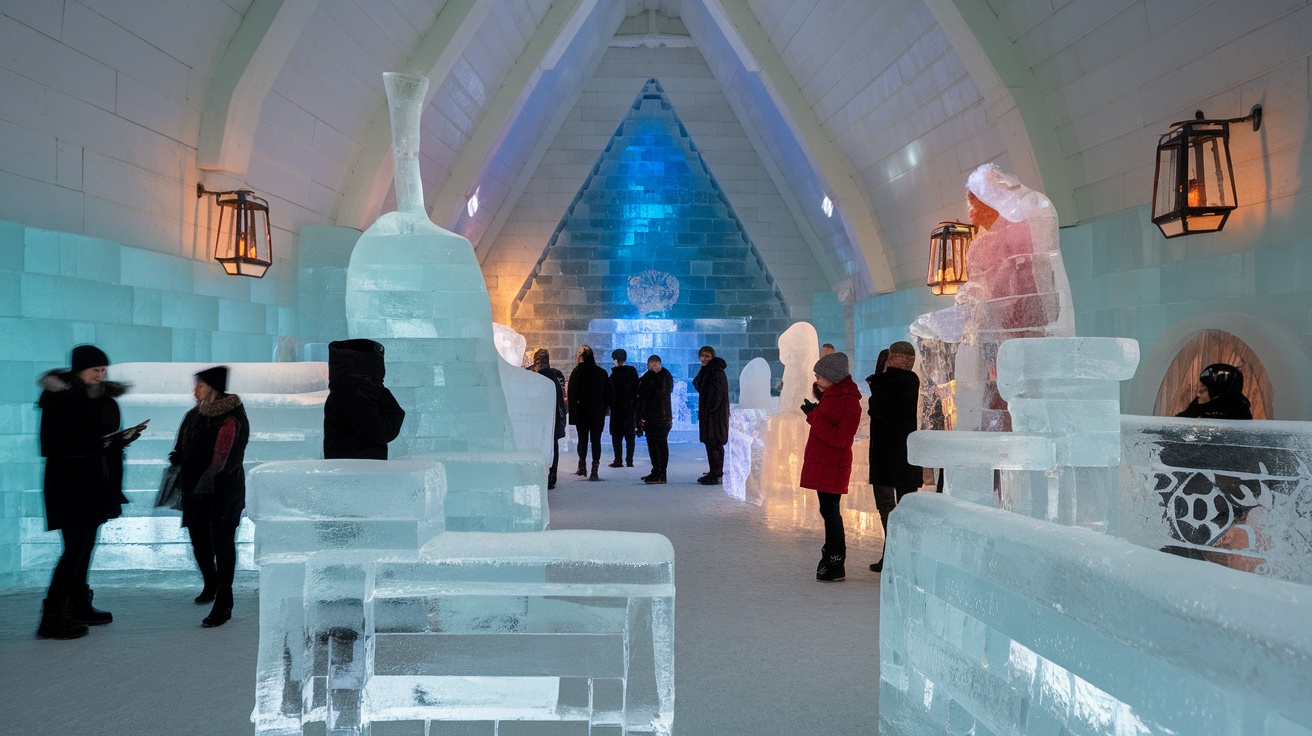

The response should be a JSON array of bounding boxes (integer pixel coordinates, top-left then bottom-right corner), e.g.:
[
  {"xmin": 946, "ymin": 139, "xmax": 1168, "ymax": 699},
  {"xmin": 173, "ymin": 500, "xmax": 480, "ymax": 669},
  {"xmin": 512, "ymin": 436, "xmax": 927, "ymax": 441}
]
[{"xmin": 2, "ymin": 0, "xmax": 1308, "ymax": 298}]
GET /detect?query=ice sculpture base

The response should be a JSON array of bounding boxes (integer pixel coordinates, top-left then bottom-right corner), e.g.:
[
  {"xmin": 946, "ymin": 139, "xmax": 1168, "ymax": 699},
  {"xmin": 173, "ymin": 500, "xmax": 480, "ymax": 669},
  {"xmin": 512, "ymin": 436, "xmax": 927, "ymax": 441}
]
[{"xmin": 881, "ymin": 493, "xmax": 1312, "ymax": 735}]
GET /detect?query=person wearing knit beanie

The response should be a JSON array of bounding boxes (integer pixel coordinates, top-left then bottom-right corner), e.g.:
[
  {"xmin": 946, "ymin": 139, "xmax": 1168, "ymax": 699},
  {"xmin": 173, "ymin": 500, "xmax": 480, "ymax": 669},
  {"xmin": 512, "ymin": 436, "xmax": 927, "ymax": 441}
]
[
  {"xmin": 194, "ymin": 366, "xmax": 229, "ymax": 395},
  {"xmin": 69, "ymin": 345, "xmax": 110, "ymax": 373},
  {"xmin": 813, "ymin": 352, "xmax": 850, "ymax": 384},
  {"xmin": 801, "ymin": 351, "xmax": 862, "ymax": 582}
]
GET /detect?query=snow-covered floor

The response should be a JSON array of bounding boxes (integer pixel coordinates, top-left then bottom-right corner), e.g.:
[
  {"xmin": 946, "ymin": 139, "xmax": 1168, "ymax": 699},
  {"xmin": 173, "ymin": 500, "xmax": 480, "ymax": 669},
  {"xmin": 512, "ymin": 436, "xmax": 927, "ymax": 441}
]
[{"xmin": 0, "ymin": 442, "xmax": 881, "ymax": 734}]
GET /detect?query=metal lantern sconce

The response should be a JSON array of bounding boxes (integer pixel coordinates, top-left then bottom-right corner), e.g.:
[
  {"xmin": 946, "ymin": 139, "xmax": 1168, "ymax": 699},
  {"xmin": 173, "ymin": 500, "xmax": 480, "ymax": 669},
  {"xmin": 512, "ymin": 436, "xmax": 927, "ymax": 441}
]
[
  {"xmin": 926, "ymin": 221, "xmax": 975, "ymax": 295},
  {"xmin": 197, "ymin": 183, "xmax": 273, "ymax": 277},
  {"xmin": 1151, "ymin": 105, "xmax": 1262, "ymax": 238}
]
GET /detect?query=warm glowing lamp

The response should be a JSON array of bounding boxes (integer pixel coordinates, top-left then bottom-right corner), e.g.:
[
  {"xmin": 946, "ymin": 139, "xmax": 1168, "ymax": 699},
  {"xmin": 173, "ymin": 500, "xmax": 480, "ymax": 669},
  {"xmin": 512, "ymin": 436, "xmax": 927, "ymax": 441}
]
[
  {"xmin": 197, "ymin": 184, "xmax": 273, "ymax": 277},
  {"xmin": 1151, "ymin": 106, "xmax": 1261, "ymax": 238},
  {"xmin": 926, "ymin": 221, "xmax": 974, "ymax": 295}
]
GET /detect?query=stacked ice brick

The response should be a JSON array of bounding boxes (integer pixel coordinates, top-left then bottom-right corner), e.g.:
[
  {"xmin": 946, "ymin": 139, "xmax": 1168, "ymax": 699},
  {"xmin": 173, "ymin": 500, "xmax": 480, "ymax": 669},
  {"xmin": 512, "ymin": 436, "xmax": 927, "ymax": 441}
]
[
  {"xmin": 246, "ymin": 73, "xmax": 674, "ymax": 735},
  {"xmin": 885, "ymin": 293, "xmax": 1311, "ymax": 730}
]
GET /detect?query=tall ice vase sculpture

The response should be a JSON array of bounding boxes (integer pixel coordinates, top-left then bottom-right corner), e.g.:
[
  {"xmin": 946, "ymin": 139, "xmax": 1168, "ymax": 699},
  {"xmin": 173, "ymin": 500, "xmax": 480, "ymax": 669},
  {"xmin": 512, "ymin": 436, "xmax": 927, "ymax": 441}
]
[{"xmin": 346, "ymin": 72, "xmax": 515, "ymax": 453}]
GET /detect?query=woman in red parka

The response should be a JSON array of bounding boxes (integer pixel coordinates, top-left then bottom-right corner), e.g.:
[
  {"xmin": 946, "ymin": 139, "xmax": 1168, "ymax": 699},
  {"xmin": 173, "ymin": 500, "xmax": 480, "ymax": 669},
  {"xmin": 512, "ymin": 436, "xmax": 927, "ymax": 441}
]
[{"xmin": 800, "ymin": 352, "xmax": 863, "ymax": 582}]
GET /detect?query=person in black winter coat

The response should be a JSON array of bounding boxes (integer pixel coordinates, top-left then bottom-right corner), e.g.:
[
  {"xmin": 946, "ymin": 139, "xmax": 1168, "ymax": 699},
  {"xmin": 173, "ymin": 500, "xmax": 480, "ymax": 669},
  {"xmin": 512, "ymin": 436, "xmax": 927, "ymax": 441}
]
[
  {"xmin": 323, "ymin": 339, "xmax": 406, "ymax": 459},
  {"xmin": 693, "ymin": 345, "xmax": 729, "ymax": 484},
  {"xmin": 529, "ymin": 348, "xmax": 567, "ymax": 489},
  {"xmin": 568, "ymin": 346, "xmax": 613, "ymax": 481},
  {"xmin": 171, "ymin": 366, "xmax": 250, "ymax": 628},
  {"xmin": 35, "ymin": 344, "xmax": 142, "ymax": 639},
  {"xmin": 608, "ymin": 348, "xmax": 640, "ymax": 468},
  {"xmin": 636, "ymin": 355, "xmax": 674, "ymax": 484},
  {"xmin": 1176, "ymin": 363, "xmax": 1253, "ymax": 420},
  {"xmin": 866, "ymin": 341, "xmax": 923, "ymax": 573}
]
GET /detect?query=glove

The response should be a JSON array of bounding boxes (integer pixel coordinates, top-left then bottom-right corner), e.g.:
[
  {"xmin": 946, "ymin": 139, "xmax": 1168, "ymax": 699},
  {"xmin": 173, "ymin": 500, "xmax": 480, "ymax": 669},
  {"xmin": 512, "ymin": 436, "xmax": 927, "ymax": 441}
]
[{"xmin": 801, "ymin": 400, "xmax": 817, "ymax": 415}]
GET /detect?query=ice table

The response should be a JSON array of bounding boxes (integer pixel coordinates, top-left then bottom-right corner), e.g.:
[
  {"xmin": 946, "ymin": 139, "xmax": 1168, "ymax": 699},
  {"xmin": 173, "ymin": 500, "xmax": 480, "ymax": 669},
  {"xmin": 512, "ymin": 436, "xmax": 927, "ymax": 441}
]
[{"xmin": 302, "ymin": 531, "xmax": 675, "ymax": 736}]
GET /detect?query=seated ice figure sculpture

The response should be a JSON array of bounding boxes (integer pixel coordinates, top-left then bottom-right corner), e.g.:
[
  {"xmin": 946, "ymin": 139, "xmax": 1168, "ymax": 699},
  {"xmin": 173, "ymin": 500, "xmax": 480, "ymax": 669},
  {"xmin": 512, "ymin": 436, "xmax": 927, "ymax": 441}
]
[
  {"xmin": 493, "ymin": 322, "xmax": 556, "ymax": 466},
  {"xmin": 911, "ymin": 163, "xmax": 1075, "ymax": 432},
  {"xmin": 777, "ymin": 322, "xmax": 819, "ymax": 417},
  {"xmin": 737, "ymin": 356, "xmax": 773, "ymax": 411}
]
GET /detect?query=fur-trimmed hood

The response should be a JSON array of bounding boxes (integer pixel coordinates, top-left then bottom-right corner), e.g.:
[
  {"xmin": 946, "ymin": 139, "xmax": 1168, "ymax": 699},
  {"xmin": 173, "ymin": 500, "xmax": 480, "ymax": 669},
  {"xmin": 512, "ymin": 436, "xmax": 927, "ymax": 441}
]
[{"xmin": 37, "ymin": 369, "xmax": 129, "ymax": 398}]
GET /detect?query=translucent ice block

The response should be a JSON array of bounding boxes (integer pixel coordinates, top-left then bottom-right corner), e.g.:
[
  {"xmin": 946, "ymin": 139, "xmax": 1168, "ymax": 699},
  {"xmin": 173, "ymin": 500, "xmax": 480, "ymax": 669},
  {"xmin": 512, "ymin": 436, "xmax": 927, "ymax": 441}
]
[
  {"xmin": 498, "ymin": 358, "xmax": 557, "ymax": 464},
  {"xmin": 737, "ymin": 357, "xmax": 773, "ymax": 410},
  {"xmin": 300, "ymin": 530, "xmax": 675, "ymax": 735},
  {"xmin": 880, "ymin": 493, "xmax": 1312, "ymax": 736},
  {"xmin": 777, "ymin": 322, "xmax": 819, "ymax": 417}
]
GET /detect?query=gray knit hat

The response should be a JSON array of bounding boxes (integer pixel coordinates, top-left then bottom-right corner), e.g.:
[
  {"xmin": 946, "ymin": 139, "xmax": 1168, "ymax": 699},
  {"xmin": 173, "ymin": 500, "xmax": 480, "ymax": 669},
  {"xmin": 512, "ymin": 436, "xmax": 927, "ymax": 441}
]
[{"xmin": 813, "ymin": 352, "xmax": 850, "ymax": 383}]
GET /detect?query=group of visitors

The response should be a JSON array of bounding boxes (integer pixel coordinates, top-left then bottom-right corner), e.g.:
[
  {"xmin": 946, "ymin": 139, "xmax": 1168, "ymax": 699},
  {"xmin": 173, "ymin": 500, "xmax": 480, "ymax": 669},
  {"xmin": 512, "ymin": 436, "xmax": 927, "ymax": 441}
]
[
  {"xmin": 35, "ymin": 346, "xmax": 251, "ymax": 639},
  {"xmin": 527, "ymin": 344, "xmax": 729, "ymax": 488},
  {"xmin": 800, "ymin": 340, "xmax": 925, "ymax": 583},
  {"xmin": 35, "ymin": 338, "xmax": 407, "ymax": 640}
]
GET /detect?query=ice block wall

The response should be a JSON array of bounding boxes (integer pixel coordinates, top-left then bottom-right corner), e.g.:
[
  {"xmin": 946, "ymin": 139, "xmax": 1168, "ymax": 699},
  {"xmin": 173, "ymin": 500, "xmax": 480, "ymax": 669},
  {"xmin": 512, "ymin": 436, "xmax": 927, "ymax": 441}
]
[
  {"xmin": 880, "ymin": 494, "xmax": 1312, "ymax": 736},
  {"xmin": 1119, "ymin": 414, "xmax": 1312, "ymax": 585},
  {"xmin": 510, "ymin": 78, "xmax": 790, "ymax": 409}
]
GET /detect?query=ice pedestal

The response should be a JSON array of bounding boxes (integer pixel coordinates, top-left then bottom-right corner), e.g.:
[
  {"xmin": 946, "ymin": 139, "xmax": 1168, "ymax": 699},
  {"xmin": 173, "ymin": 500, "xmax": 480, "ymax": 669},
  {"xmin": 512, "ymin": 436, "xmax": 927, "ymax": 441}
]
[
  {"xmin": 300, "ymin": 531, "xmax": 675, "ymax": 735},
  {"xmin": 245, "ymin": 460, "xmax": 447, "ymax": 736},
  {"xmin": 907, "ymin": 337, "xmax": 1138, "ymax": 529},
  {"xmin": 880, "ymin": 493, "xmax": 1312, "ymax": 736},
  {"xmin": 725, "ymin": 408, "xmax": 767, "ymax": 503}
]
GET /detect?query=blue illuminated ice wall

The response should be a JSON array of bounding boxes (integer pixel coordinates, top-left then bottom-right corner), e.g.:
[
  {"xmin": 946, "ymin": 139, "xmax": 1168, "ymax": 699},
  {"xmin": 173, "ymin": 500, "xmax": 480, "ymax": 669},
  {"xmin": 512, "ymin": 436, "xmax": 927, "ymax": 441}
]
[{"xmin": 511, "ymin": 79, "xmax": 790, "ymax": 412}]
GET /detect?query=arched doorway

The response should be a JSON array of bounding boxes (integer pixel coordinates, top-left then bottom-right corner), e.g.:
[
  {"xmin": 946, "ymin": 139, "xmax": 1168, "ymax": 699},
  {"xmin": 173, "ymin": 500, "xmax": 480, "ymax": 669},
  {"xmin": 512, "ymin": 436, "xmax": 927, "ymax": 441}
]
[{"xmin": 1153, "ymin": 329, "xmax": 1271, "ymax": 418}]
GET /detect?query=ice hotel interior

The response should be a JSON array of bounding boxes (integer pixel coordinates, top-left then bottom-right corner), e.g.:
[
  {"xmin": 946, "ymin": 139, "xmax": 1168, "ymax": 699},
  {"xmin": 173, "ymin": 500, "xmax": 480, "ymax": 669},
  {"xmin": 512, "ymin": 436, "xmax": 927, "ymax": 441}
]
[{"xmin": 0, "ymin": 0, "xmax": 1310, "ymax": 734}]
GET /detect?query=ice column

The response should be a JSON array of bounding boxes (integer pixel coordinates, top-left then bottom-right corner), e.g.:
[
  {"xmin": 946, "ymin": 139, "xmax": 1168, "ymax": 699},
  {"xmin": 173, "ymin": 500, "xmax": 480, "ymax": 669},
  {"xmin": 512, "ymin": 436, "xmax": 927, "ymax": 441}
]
[{"xmin": 345, "ymin": 72, "xmax": 515, "ymax": 454}]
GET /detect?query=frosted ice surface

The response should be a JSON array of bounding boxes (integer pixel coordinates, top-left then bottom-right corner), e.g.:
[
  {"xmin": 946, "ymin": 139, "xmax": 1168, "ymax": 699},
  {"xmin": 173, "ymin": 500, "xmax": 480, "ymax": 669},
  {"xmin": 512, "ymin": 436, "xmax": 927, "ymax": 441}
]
[
  {"xmin": 911, "ymin": 164, "xmax": 1074, "ymax": 432},
  {"xmin": 880, "ymin": 493, "xmax": 1312, "ymax": 736},
  {"xmin": 492, "ymin": 322, "xmax": 527, "ymax": 367},
  {"xmin": 497, "ymin": 358, "xmax": 556, "ymax": 464},
  {"xmin": 671, "ymin": 380, "xmax": 694, "ymax": 429},
  {"xmin": 726, "ymin": 408, "xmax": 767, "ymax": 503},
  {"xmin": 777, "ymin": 322, "xmax": 819, "ymax": 416},
  {"xmin": 1120, "ymin": 415, "xmax": 1312, "ymax": 585},
  {"xmin": 299, "ymin": 531, "xmax": 675, "ymax": 735},
  {"xmin": 737, "ymin": 357, "xmax": 774, "ymax": 411}
]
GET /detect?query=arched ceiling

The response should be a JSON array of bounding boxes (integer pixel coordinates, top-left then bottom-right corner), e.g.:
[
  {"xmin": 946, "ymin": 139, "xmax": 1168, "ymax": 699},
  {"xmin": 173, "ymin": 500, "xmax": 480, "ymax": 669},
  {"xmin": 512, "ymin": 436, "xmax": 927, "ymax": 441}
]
[
  {"xmin": 188, "ymin": 0, "xmax": 1061, "ymax": 298},
  {"xmin": 150, "ymin": 0, "xmax": 1295, "ymax": 296}
]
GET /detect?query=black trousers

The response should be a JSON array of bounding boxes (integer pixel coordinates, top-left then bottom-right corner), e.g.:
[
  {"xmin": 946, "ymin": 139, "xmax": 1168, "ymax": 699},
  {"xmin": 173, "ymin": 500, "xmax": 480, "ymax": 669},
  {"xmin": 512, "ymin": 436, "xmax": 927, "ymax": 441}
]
[
  {"xmin": 188, "ymin": 515, "xmax": 239, "ymax": 606},
  {"xmin": 873, "ymin": 483, "xmax": 918, "ymax": 542},
  {"xmin": 576, "ymin": 425, "xmax": 603, "ymax": 466},
  {"xmin": 547, "ymin": 438, "xmax": 559, "ymax": 486},
  {"xmin": 645, "ymin": 423, "xmax": 671, "ymax": 476},
  {"xmin": 817, "ymin": 491, "xmax": 846, "ymax": 559},
  {"xmin": 703, "ymin": 442, "xmax": 725, "ymax": 477},
  {"xmin": 48, "ymin": 523, "xmax": 100, "ymax": 599},
  {"xmin": 610, "ymin": 411, "xmax": 635, "ymax": 463}
]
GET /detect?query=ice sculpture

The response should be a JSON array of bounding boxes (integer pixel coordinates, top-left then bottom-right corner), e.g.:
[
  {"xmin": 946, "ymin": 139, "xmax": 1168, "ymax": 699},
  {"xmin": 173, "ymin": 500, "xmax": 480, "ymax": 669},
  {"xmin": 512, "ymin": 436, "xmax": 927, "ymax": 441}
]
[
  {"xmin": 737, "ymin": 356, "xmax": 773, "ymax": 411},
  {"xmin": 345, "ymin": 72, "xmax": 515, "ymax": 454},
  {"xmin": 777, "ymin": 322, "xmax": 819, "ymax": 417},
  {"xmin": 880, "ymin": 493, "xmax": 1312, "ymax": 736},
  {"xmin": 302, "ymin": 531, "xmax": 674, "ymax": 734},
  {"xmin": 492, "ymin": 322, "xmax": 528, "ymax": 367},
  {"xmin": 250, "ymin": 71, "xmax": 674, "ymax": 736},
  {"xmin": 911, "ymin": 163, "xmax": 1074, "ymax": 432},
  {"xmin": 1120, "ymin": 415, "xmax": 1312, "ymax": 584},
  {"xmin": 627, "ymin": 270, "xmax": 680, "ymax": 316}
]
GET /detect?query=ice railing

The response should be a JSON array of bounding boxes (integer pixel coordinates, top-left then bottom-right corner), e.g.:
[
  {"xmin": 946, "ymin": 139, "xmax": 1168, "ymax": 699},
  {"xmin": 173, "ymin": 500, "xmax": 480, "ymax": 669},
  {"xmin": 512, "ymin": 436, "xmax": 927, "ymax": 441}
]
[
  {"xmin": 1119, "ymin": 414, "xmax": 1312, "ymax": 586},
  {"xmin": 884, "ymin": 336, "xmax": 1312, "ymax": 735}
]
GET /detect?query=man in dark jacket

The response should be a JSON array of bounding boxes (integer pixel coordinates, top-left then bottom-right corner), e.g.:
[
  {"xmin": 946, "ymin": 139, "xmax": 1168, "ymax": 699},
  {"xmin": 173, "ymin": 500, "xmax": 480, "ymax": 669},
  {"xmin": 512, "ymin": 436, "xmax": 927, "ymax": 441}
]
[
  {"xmin": 866, "ymin": 341, "xmax": 923, "ymax": 572},
  {"xmin": 529, "ymin": 348, "xmax": 567, "ymax": 489},
  {"xmin": 567, "ymin": 346, "xmax": 613, "ymax": 481},
  {"xmin": 636, "ymin": 354, "xmax": 674, "ymax": 484},
  {"xmin": 608, "ymin": 348, "xmax": 640, "ymax": 468},
  {"xmin": 36, "ymin": 344, "xmax": 141, "ymax": 639},
  {"xmin": 323, "ymin": 339, "xmax": 406, "ymax": 460},
  {"xmin": 692, "ymin": 345, "xmax": 729, "ymax": 485}
]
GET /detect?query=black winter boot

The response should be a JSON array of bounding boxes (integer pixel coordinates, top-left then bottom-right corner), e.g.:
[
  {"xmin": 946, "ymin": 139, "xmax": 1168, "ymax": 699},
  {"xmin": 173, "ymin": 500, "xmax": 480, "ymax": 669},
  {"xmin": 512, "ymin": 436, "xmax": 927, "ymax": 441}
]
[
  {"xmin": 37, "ymin": 597, "xmax": 89, "ymax": 639},
  {"xmin": 575, "ymin": 459, "xmax": 587, "ymax": 476},
  {"xmin": 816, "ymin": 555, "xmax": 846, "ymax": 582},
  {"xmin": 589, "ymin": 461, "xmax": 601, "ymax": 481},
  {"xmin": 608, "ymin": 458, "xmax": 624, "ymax": 468},
  {"xmin": 202, "ymin": 590, "xmax": 233, "ymax": 628},
  {"xmin": 71, "ymin": 587, "xmax": 113, "ymax": 625}
]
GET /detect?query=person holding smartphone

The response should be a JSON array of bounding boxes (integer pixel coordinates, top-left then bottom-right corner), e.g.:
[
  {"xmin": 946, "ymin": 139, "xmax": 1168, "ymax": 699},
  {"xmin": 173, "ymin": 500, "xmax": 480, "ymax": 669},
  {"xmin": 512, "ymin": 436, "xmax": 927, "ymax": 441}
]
[{"xmin": 35, "ymin": 344, "xmax": 143, "ymax": 639}]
